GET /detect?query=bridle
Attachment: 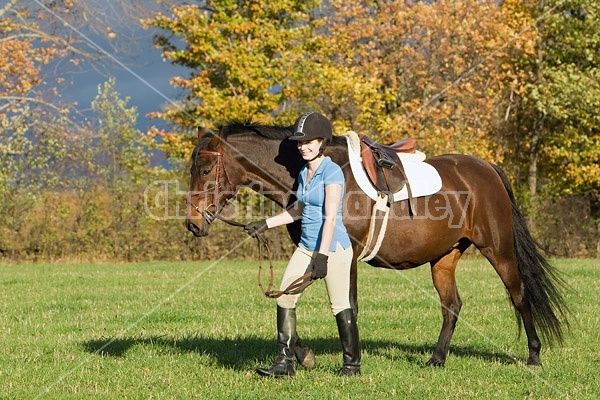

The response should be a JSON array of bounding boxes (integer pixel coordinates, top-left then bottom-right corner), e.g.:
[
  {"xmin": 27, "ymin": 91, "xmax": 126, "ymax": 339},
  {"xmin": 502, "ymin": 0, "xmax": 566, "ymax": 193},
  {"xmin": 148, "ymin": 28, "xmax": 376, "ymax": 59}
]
[
  {"xmin": 186, "ymin": 144, "xmax": 314, "ymax": 298},
  {"xmin": 187, "ymin": 146, "xmax": 235, "ymax": 225}
]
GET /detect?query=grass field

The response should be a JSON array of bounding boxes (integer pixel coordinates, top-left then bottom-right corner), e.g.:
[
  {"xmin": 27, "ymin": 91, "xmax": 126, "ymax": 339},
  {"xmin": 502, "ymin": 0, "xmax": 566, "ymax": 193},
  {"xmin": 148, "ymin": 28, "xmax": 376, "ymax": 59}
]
[{"xmin": 0, "ymin": 258, "xmax": 598, "ymax": 399}]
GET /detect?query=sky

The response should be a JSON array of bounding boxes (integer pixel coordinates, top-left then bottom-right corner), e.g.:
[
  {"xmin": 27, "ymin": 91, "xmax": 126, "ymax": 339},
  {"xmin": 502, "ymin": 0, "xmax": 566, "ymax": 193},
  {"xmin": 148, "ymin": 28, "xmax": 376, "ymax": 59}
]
[
  {"xmin": 63, "ymin": 36, "xmax": 184, "ymax": 132},
  {"xmin": 48, "ymin": 4, "xmax": 187, "ymax": 133}
]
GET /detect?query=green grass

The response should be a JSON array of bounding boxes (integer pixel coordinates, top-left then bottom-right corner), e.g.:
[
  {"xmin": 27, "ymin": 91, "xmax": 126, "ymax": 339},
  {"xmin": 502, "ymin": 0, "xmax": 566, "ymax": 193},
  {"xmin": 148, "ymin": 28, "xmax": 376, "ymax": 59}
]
[{"xmin": 0, "ymin": 258, "xmax": 598, "ymax": 399}]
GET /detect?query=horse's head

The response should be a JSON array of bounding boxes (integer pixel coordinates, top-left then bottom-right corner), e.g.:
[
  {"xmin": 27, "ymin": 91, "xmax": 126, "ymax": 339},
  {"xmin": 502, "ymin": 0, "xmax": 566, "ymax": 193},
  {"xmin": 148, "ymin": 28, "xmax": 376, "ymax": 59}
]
[{"xmin": 186, "ymin": 127, "xmax": 237, "ymax": 237}]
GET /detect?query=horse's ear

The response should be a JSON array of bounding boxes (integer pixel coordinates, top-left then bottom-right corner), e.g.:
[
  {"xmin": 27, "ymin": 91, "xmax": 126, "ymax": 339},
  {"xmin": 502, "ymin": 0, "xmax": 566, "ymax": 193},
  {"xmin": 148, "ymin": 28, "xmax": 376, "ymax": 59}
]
[
  {"xmin": 207, "ymin": 133, "xmax": 221, "ymax": 150},
  {"xmin": 198, "ymin": 126, "xmax": 209, "ymax": 139},
  {"xmin": 196, "ymin": 126, "xmax": 220, "ymax": 150}
]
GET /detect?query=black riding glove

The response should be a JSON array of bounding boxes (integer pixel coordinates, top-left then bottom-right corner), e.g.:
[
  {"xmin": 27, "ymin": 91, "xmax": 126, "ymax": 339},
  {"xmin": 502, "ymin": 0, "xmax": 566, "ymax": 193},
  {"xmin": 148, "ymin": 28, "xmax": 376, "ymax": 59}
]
[
  {"xmin": 309, "ymin": 253, "xmax": 329, "ymax": 279},
  {"xmin": 244, "ymin": 219, "xmax": 268, "ymax": 237}
]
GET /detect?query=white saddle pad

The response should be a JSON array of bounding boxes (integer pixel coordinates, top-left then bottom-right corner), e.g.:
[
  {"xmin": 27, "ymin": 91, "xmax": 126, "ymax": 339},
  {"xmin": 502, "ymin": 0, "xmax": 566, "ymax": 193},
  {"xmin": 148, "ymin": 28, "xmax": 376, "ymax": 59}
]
[{"xmin": 343, "ymin": 132, "xmax": 442, "ymax": 202}]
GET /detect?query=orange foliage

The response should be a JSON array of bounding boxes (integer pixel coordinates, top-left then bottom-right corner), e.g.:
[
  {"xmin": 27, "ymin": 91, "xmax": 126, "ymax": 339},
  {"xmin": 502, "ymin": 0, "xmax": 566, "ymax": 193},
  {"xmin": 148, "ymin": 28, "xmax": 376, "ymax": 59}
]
[{"xmin": 325, "ymin": 0, "xmax": 537, "ymax": 161}]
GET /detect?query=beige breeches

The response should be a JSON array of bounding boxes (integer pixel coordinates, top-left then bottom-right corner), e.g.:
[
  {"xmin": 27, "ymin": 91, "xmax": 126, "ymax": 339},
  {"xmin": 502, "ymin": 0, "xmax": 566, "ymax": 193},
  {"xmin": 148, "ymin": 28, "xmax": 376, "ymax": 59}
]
[{"xmin": 276, "ymin": 243, "xmax": 353, "ymax": 316}]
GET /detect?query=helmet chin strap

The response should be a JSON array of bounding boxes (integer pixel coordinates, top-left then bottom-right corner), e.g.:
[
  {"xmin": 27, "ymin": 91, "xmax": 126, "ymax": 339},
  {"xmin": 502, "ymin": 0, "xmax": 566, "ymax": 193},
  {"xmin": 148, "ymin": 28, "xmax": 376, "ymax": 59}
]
[
  {"xmin": 306, "ymin": 146, "xmax": 324, "ymax": 162},
  {"xmin": 305, "ymin": 142, "xmax": 325, "ymax": 162}
]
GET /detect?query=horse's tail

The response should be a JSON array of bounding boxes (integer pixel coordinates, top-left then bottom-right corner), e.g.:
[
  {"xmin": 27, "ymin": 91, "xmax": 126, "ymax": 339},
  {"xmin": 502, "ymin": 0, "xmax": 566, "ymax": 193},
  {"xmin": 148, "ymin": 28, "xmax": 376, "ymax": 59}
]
[{"xmin": 490, "ymin": 163, "xmax": 569, "ymax": 345}]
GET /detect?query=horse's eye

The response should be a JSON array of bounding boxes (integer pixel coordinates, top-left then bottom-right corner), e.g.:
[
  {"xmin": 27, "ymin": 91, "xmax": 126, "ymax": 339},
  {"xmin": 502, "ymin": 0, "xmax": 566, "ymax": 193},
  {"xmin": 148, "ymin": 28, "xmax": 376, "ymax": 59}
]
[{"xmin": 201, "ymin": 169, "xmax": 211, "ymax": 176}]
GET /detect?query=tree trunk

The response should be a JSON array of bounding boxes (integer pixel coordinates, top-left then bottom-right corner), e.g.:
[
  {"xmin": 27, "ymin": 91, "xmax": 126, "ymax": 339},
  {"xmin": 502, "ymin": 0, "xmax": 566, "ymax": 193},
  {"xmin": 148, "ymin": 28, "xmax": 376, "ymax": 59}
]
[
  {"xmin": 528, "ymin": 0, "xmax": 547, "ymax": 229},
  {"xmin": 528, "ymin": 117, "xmax": 542, "ymax": 199}
]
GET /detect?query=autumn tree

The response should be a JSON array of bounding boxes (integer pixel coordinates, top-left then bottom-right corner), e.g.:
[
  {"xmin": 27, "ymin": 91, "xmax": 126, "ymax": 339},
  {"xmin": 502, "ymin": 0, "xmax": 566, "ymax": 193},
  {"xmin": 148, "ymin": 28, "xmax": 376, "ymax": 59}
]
[
  {"xmin": 506, "ymin": 0, "xmax": 599, "ymax": 199},
  {"xmin": 322, "ymin": 0, "xmax": 538, "ymax": 160},
  {"xmin": 146, "ymin": 0, "xmax": 325, "ymax": 159}
]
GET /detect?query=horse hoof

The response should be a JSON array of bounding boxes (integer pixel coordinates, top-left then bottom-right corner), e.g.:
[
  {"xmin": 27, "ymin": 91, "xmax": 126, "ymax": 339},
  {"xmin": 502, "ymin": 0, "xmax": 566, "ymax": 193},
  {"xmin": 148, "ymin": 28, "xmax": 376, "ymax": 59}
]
[
  {"xmin": 425, "ymin": 358, "xmax": 445, "ymax": 367},
  {"xmin": 298, "ymin": 348, "xmax": 316, "ymax": 370},
  {"xmin": 294, "ymin": 339, "xmax": 316, "ymax": 370},
  {"xmin": 526, "ymin": 356, "xmax": 541, "ymax": 366}
]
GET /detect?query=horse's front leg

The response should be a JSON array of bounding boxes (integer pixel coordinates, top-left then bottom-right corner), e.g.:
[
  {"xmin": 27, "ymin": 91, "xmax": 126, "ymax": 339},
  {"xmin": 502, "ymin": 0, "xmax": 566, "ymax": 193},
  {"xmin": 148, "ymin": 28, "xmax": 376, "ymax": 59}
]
[{"xmin": 427, "ymin": 249, "xmax": 463, "ymax": 366}]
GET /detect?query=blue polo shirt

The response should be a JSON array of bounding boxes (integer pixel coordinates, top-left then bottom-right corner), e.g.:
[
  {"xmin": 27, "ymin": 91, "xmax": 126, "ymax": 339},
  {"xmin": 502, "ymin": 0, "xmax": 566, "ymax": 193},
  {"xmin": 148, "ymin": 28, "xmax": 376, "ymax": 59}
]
[{"xmin": 296, "ymin": 157, "xmax": 351, "ymax": 252}]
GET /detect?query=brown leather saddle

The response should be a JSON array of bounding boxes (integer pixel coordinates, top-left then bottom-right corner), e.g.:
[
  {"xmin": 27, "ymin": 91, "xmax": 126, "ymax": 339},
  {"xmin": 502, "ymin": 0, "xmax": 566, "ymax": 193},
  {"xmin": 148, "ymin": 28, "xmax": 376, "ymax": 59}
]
[{"xmin": 359, "ymin": 135, "xmax": 416, "ymax": 194}]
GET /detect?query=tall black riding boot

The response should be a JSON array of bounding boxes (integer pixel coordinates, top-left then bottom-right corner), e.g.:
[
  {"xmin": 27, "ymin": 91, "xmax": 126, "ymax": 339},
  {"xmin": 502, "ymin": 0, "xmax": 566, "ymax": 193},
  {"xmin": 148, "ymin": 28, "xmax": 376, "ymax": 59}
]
[
  {"xmin": 256, "ymin": 306, "xmax": 297, "ymax": 378},
  {"xmin": 335, "ymin": 308, "xmax": 361, "ymax": 376}
]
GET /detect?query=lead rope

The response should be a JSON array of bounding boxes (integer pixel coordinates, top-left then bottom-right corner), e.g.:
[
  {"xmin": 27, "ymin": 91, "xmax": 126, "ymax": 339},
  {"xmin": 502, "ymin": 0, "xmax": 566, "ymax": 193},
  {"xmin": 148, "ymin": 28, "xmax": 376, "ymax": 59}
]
[{"xmin": 212, "ymin": 213, "xmax": 314, "ymax": 298}]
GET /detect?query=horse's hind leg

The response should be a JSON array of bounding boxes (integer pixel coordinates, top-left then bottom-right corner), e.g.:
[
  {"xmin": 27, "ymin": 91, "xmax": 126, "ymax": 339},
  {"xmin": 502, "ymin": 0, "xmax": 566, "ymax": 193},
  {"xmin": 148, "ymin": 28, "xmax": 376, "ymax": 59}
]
[
  {"xmin": 427, "ymin": 245, "xmax": 467, "ymax": 366},
  {"xmin": 479, "ymin": 247, "xmax": 542, "ymax": 365}
]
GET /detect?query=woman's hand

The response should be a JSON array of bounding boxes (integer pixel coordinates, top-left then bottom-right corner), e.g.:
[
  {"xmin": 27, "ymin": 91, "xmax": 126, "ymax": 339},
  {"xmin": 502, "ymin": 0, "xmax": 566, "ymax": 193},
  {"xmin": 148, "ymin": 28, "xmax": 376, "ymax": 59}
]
[
  {"xmin": 309, "ymin": 253, "xmax": 329, "ymax": 279},
  {"xmin": 244, "ymin": 219, "xmax": 268, "ymax": 237}
]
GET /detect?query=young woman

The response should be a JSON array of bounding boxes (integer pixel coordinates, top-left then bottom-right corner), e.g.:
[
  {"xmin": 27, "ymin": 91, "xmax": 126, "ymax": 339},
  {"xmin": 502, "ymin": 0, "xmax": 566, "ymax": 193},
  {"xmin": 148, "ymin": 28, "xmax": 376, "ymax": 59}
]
[{"xmin": 244, "ymin": 112, "xmax": 360, "ymax": 378}]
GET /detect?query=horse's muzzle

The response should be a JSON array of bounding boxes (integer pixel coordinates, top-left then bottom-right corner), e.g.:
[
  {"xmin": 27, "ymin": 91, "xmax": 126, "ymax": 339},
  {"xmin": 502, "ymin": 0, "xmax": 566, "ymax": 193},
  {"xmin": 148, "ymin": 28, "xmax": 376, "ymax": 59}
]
[{"xmin": 186, "ymin": 220, "xmax": 207, "ymax": 237}]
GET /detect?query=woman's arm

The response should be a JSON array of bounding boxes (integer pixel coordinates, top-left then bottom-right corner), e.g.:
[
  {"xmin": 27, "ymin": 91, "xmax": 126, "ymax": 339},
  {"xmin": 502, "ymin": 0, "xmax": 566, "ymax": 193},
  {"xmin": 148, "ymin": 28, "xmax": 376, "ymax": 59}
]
[
  {"xmin": 318, "ymin": 183, "xmax": 343, "ymax": 254},
  {"xmin": 266, "ymin": 202, "xmax": 303, "ymax": 228}
]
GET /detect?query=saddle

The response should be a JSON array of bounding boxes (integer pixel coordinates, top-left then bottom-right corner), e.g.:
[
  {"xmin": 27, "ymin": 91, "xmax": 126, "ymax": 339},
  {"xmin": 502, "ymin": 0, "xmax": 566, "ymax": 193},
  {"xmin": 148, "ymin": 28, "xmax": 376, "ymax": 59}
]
[{"xmin": 360, "ymin": 135, "xmax": 416, "ymax": 197}]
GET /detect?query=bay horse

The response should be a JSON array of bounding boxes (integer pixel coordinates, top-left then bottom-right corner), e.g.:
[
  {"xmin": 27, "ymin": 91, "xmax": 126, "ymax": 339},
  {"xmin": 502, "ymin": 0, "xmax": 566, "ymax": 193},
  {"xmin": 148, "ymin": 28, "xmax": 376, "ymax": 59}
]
[{"xmin": 185, "ymin": 121, "xmax": 568, "ymax": 367}]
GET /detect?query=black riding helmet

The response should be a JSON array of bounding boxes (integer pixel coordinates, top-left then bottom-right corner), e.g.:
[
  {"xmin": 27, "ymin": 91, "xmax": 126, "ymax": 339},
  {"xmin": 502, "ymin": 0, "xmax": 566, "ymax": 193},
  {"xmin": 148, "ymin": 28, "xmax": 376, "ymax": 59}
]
[{"xmin": 289, "ymin": 112, "xmax": 333, "ymax": 143}]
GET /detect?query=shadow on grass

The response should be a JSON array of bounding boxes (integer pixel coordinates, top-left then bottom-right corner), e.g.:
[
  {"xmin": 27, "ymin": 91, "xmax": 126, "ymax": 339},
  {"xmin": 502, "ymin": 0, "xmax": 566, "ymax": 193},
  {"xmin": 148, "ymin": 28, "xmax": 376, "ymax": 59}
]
[{"xmin": 82, "ymin": 335, "xmax": 517, "ymax": 370}]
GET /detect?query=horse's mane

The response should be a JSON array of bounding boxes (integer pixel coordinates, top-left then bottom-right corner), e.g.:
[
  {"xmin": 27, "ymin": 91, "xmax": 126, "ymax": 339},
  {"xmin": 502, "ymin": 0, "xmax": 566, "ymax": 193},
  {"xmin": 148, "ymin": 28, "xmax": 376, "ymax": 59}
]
[
  {"xmin": 220, "ymin": 120, "xmax": 293, "ymax": 140},
  {"xmin": 196, "ymin": 120, "xmax": 347, "ymax": 153},
  {"xmin": 193, "ymin": 121, "xmax": 293, "ymax": 164}
]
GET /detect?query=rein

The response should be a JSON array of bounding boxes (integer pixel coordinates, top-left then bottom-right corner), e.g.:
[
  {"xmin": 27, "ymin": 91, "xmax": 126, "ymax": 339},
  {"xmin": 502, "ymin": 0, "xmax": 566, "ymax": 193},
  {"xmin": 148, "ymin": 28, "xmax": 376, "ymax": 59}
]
[
  {"xmin": 214, "ymin": 213, "xmax": 314, "ymax": 298},
  {"xmin": 188, "ymin": 146, "xmax": 313, "ymax": 298}
]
